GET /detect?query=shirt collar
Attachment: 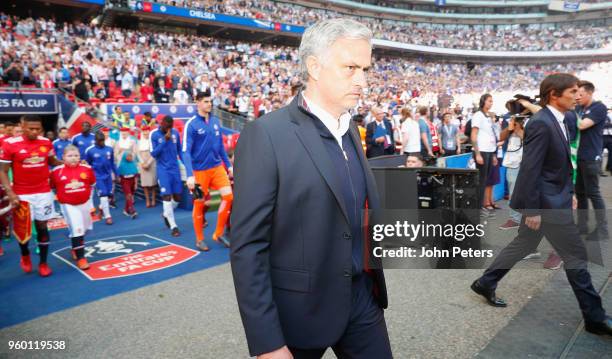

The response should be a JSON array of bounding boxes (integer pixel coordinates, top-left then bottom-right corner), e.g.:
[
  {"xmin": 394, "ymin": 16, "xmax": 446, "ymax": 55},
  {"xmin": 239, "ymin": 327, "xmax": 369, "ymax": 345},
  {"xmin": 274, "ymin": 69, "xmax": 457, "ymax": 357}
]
[
  {"xmin": 301, "ymin": 92, "xmax": 351, "ymax": 147},
  {"xmin": 547, "ymin": 105, "xmax": 565, "ymax": 124}
]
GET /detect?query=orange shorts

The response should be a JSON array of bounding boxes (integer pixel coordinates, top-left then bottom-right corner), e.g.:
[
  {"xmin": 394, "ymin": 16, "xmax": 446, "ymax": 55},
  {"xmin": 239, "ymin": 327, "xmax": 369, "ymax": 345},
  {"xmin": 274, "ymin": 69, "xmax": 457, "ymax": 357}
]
[{"xmin": 194, "ymin": 165, "xmax": 230, "ymax": 196}]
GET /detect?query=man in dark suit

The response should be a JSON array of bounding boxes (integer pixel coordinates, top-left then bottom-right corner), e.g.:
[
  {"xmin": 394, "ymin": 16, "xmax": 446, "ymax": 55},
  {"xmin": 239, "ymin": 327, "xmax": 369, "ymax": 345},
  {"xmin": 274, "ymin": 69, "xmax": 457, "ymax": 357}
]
[
  {"xmin": 471, "ymin": 73, "xmax": 611, "ymax": 336},
  {"xmin": 365, "ymin": 107, "xmax": 395, "ymax": 158},
  {"xmin": 230, "ymin": 19, "xmax": 392, "ymax": 359}
]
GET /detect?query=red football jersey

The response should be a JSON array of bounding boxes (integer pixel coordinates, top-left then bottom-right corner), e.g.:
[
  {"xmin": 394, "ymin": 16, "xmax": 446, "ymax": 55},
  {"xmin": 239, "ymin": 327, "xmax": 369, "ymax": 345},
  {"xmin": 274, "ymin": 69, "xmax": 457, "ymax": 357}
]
[
  {"xmin": 51, "ymin": 164, "xmax": 95, "ymax": 205},
  {"xmin": 0, "ymin": 136, "xmax": 55, "ymax": 195}
]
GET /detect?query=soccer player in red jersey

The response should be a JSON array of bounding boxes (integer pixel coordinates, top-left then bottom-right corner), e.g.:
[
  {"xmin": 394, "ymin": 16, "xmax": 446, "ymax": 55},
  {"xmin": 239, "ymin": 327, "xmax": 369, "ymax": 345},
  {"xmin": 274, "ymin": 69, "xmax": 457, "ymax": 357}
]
[
  {"xmin": 0, "ymin": 115, "xmax": 62, "ymax": 277},
  {"xmin": 51, "ymin": 145, "xmax": 96, "ymax": 270}
]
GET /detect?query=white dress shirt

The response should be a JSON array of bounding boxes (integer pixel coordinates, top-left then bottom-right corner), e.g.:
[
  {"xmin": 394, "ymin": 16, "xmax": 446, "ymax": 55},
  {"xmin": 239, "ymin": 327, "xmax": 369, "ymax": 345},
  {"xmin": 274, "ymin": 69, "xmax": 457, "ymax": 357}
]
[
  {"xmin": 547, "ymin": 105, "xmax": 567, "ymax": 141},
  {"xmin": 302, "ymin": 93, "xmax": 351, "ymax": 148}
]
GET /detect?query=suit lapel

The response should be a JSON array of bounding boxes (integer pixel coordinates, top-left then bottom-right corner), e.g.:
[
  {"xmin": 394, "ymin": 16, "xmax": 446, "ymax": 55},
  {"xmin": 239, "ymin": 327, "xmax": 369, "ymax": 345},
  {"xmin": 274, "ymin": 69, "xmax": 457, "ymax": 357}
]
[
  {"xmin": 544, "ymin": 107, "xmax": 571, "ymax": 161},
  {"xmin": 293, "ymin": 108, "xmax": 350, "ymax": 225}
]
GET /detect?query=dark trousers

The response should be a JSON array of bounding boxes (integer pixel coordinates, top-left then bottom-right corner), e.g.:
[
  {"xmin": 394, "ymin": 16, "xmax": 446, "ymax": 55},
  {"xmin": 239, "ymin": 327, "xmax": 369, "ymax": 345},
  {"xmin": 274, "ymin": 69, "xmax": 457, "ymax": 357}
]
[
  {"xmin": 479, "ymin": 217, "xmax": 606, "ymax": 323},
  {"xmin": 475, "ymin": 151, "xmax": 495, "ymax": 207},
  {"xmin": 289, "ymin": 274, "xmax": 392, "ymax": 359},
  {"xmin": 575, "ymin": 160, "xmax": 608, "ymax": 232},
  {"xmin": 604, "ymin": 136, "xmax": 612, "ymax": 172}
]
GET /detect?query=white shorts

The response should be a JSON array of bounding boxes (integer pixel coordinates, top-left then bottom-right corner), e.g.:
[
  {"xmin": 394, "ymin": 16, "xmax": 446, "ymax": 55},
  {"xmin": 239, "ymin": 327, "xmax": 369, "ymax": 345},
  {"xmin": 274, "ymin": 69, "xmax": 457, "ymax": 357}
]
[
  {"xmin": 19, "ymin": 192, "xmax": 55, "ymax": 222},
  {"xmin": 60, "ymin": 202, "xmax": 93, "ymax": 238}
]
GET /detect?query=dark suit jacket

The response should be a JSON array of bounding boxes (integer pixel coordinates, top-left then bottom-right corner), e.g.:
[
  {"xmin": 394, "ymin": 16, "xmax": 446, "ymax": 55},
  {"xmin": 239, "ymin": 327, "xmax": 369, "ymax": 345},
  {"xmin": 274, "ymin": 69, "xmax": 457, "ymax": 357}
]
[
  {"xmin": 230, "ymin": 95, "xmax": 387, "ymax": 356},
  {"xmin": 510, "ymin": 107, "xmax": 574, "ymax": 224},
  {"xmin": 365, "ymin": 119, "xmax": 395, "ymax": 158},
  {"xmin": 154, "ymin": 88, "xmax": 169, "ymax": 103}
]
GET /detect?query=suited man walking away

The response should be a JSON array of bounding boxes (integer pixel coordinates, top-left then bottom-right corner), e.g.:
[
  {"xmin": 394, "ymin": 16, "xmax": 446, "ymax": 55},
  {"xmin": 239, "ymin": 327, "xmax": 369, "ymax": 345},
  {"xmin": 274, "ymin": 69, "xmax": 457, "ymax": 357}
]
[
  {"xmin": 366, "ymin": 106, "xmax": 395, "ymax": 158},
  {"xmin": 470, "ymin": 73, "xmax": 612, "ymax": 336},
  {"xmin": 230, "ymin": 19, "xmax": 392, "ymax": 359}
]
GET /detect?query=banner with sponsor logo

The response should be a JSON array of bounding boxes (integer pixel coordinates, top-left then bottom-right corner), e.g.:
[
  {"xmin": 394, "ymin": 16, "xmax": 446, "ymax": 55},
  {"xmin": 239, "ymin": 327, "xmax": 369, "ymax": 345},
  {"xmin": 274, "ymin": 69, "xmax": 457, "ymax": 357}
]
[
  {"xmin": 134, "ymin": 1, "xmax": 305, "ymax": 34},
  {"xmin": 0, "ymin": 92, "xmax": 57, "ymax": 114},
  {"xmin": 53, "ymin": 234, "xmax": 199, "ymax": 280}
]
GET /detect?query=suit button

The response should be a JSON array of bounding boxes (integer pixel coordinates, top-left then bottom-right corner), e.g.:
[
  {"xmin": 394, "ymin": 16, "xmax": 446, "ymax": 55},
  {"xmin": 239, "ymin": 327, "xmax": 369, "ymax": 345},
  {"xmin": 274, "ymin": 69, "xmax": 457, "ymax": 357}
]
[
  {"xmin": 343, "ymin": 232, "xmax": 352, "ymax": 240},
  {"xmin": 344, "ymin": 270, "xmax": 351, "ymax": 277}
]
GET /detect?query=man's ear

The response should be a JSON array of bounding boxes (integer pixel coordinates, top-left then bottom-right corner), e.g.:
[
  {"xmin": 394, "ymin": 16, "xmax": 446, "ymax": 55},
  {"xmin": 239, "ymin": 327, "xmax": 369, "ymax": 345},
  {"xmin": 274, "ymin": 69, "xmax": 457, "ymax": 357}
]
[{"xmin": 306, "ymin": 55, "xmax": 321, "ymax": 82}]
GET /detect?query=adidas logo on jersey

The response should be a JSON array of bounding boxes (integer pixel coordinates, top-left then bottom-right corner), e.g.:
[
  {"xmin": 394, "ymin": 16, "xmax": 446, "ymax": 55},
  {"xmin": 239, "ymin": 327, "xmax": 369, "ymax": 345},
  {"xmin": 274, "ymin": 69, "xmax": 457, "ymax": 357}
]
[
  {"xmin": 61, "ymin": 176, "xmax": 67, "ymax": 180},
  {"xmin": 19, "ymin": 149, "xmax": 27, "ymax": 154}
]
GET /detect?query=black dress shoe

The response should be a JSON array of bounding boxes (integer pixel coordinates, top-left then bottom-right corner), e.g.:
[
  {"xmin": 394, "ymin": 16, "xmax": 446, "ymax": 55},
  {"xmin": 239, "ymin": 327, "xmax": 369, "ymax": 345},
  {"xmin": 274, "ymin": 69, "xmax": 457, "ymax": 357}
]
[
  {"xmin": 585, "ymin": 316, "xmax": 612, "ymax": 336},
  {"xmin": 471, "ymin": 280, "xmax": 507, "ymax": 307}
]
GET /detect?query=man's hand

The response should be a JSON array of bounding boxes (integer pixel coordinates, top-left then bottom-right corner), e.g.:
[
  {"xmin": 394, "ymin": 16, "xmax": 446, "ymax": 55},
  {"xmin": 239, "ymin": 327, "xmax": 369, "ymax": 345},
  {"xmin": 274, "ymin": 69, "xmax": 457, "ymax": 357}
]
[
  {"xmin": 508, "ymin": 117, "xmax": 515, "ymax": 131},
  {"xmin": 228, "ymin": 167, "xmax": 233, "ymax": 177},
  {"xmin": 525, "ymin": 215, "xmax": 541, "ymax": 231},
  {"xmin": 475, "ymin": 153, "xmax": 483, "ymax": 165},
  {"xmin": 7, "ymin": 191, "xmax": 19, "ymax": 208},
  {"xmin": 257, "ymin": 346, "xmax": 293, "ymax": 359},
  {"xmin": 492, "ymin": 156, "xmax": 498, "ymax": 166},
  {"xmin": 428, "ymin": 150, "xmax": 434, "ymax": 158},
  {"xmin": 165, "ymin": 130, "xmax": 172, "ymax": 141},
  {"xmin": 573, "ymin": 195, "xmax": 577, "ymax": 210},
  {"xmin": 375, "ymin": 136, "xmax": 385, "ymax": 144},
  {"xmin": 440, "ymin": 148, "xmax": 445, "ymax": 155},
  {"xmin": 186, "ymin": 176, "xmax": 195, "ymax": 190}
]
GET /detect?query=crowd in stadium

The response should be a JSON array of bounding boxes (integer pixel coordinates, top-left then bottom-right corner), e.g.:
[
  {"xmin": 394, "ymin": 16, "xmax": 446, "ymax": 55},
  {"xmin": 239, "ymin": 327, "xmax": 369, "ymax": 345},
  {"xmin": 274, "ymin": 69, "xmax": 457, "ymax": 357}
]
[
  {"xmin": 0, "ymin": 13, "xmax": 597, "ymax": 120},
  {"xmin": 0, "ymin": 5, "xmax": 610, "ymax": 281},
  {"xmin": 147, "ymin": 0, "xmax": 612, "ymax": 51}
]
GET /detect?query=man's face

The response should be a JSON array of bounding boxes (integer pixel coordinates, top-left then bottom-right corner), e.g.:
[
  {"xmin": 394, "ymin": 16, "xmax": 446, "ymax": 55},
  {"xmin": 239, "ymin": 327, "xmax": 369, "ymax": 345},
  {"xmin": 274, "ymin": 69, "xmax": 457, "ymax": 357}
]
[
  {"xmin": 22, "ymin": 121, "xmax": 42, "ymax": 140},
  {"xmin": 161, "ymin": 121, "xmax": 172, "ymax": 133},
  {"xmin": 197, "ymin": 97, "xmax": 213, "ymax": 114},
  {"xmin": 374, "ymin": 111, "xmax": 384, "ymax": 122},
  {"xmin": 310, "ymin": 37, "xmax": 371, "ymax": 113},
  {"xmin": 576, "ymin": 87, "xmax": 593, "ymax": 107},
  {"xmin": 82, "ymin": 122, "xmax": 91, "ymax": 134},
  {"xmin": 406, "ymin": 156, "xmax": 423, "ymax": 168},
  {"xmin": 555, "ymin": 85, "xmax": 579, "ymax": 112}
]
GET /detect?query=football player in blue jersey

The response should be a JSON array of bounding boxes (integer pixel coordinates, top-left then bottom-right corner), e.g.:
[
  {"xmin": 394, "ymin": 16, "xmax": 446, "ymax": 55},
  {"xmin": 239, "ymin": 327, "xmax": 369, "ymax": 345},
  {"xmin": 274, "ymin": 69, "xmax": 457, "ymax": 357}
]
[{"xmin": 150, "ymin": 115, "xmax": 183, "ymax": 237}]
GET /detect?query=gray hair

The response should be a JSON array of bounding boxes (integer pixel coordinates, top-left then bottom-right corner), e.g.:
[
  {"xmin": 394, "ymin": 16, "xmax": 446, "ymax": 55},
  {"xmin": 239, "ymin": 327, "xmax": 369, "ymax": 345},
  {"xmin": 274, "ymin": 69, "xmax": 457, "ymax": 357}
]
[{"xmin": 298, "ymin": 18, "xmax": 372, "ymax": 83}]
